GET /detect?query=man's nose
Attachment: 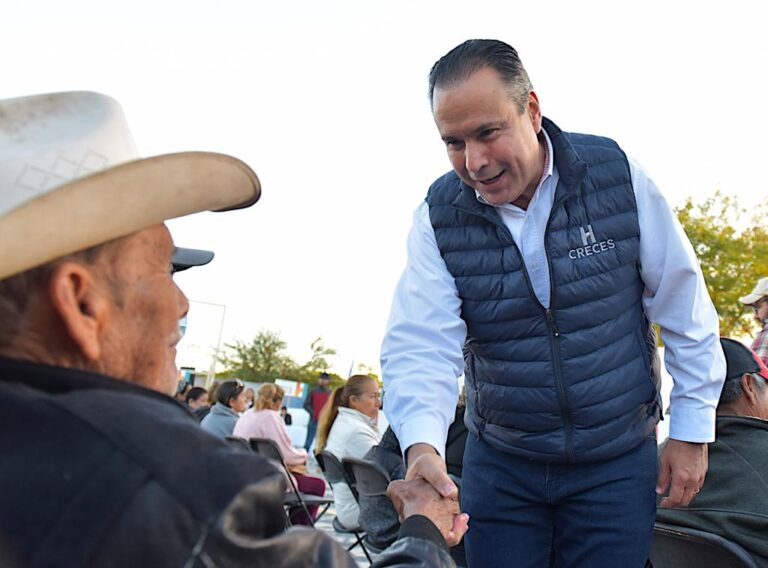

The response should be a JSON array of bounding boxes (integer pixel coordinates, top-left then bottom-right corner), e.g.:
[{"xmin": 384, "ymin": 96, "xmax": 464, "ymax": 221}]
[
  {"xmin": 176, "ymin": 283, "xmax": 190, "ymax": 318},
  {"xmin": 465, "ymin": 142, "xmax": 489, "ymax": 175}
]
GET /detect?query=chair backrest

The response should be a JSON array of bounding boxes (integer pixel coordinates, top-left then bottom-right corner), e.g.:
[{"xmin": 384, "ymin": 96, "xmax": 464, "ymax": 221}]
[
  {"xmin": 225, "ymin": 435, "xmax": 252, "ymax": 452},
  {"xmin": 321, "ymin": 451, "xmax": 359, "ymax": 501},
  {"xmin": 320, "ymin": 451, "xmax": 346, "ymax": 485},
  {"xmin": 315, "ymin": 452, "xmax": 326, "ymax": 472},
  {"xmin": 342, "ymin": 457, "xmax": 390, "ymax": 498},
  {"xmin": 650, "ymin": 523, "xmax": 758, "ymax": 568},
  {"xmin": 249, "ymin": 437, "xmax": 284, "ymax": 464}
]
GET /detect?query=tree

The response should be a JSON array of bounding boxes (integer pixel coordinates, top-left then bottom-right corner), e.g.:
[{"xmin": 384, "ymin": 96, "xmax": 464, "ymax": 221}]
[
  {"xmin": 216, "ymin": 330, "xmax": 339, "ymax": 384},
  {"xmin": 675, "ymin": 191, "xmax": 768, "ymax": 337},
  {"xmin": 216, "ymin": 329, "xmax": 297, "ymax": 382},
  {"xmin": 300, "ymin": 337, "xmax": 337, "ymax": 377}
]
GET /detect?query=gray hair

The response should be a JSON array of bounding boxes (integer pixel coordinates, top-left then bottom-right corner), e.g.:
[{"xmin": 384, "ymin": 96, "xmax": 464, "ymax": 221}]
[
  {"xmin": 719, "ymin": 373, "xmax": 767, "ymax": 407},
  {"xmin": 0, "ymin": 240, "xmax": 125, "ymax": 347}
]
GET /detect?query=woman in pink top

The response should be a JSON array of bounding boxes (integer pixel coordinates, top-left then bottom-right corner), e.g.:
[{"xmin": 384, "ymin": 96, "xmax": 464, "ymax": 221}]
[{"xmin": 233, "ymin": 383, "xmax": 326, "ymax": 525}]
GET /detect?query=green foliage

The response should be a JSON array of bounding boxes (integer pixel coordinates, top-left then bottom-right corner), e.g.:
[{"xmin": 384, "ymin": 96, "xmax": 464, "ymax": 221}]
[
  {"xmin": 216, "ymin": 330, "xmax": 339, "ymax": 384},
  {"xmin": 676, "ymin": 191, "xmax": 768, "ymax": 337}
]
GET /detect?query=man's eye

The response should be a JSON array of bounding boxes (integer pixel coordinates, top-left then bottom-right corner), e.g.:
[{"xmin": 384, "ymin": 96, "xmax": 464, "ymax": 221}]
[
  {"xmin": 446, "ymin": 140, "xmax": 464, "ymax": 149},
  {"xmin": 480, "ymin": 129, "xmax": 498, "ymax": 138}
]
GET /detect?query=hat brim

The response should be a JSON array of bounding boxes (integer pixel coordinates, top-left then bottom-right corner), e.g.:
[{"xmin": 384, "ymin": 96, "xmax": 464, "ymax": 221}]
[
  {"xmin": 0, "ymin": 151, "xmax": 259, "ymax": 280},
  {"xmin": 739, "ymin": 293, "xmax": 765, "ymax": 305},
  {"xmin": 172, "ymin": 247, "xmax": 215, "ymax": 273}
]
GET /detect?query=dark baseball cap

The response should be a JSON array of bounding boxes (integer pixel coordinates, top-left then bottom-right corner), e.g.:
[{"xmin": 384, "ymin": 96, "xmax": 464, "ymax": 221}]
[
  {"xmin": 720, "ymin": 337, "xmax": 768, "ymax": 381},
  {"xmin": 171, "ymin": 247, "xmax": 214, "ymax": 273}
]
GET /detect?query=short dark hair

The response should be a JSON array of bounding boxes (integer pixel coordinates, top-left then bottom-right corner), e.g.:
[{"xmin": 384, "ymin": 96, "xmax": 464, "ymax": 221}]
[
  {"xmin": 0, "ymin": 239, "xmax": 126, "ymax": 348},
  {"xmin": 428, "ymin": 39, "xmax": 533, "ymax": 112},
  {"xmin": 719, "ymin": 373, "xmax": 766, "ymax": 407},
  {"xmin": 216, "ymin": 379, "xmax": 244, "ymax": 407},
  {"xmin": 185, "ymin": 386, "xmax": 208, "ymax": 404}
]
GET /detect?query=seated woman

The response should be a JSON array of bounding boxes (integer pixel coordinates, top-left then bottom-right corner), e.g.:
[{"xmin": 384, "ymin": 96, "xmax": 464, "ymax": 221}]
[
  {"xmin": 233, "ymin": 383, "xmax": 326, "ymax": 525},
  {"xmin": 314, "ymin": 374, "xmax": 382, "ymax": 529},
  {"xmin": 200, "ymin": 379, "xmax": 247, "ymax": 438}
]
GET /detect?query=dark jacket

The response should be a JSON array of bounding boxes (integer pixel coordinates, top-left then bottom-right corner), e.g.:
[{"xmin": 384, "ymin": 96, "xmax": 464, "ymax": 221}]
[
  {"xmin": 303, "ymin": 386, "xmax": 331, "ymax": 423},
  {"xmin": 656, "ymin": 416, "xmax": 768, "ymax": 567},
  {"xmin": 0, "ymin": 357, "xmax": 453, "ymax": 567},
  {"xmin": 426, "ymin": 117, "xmax": 659, "ymax": 463}
]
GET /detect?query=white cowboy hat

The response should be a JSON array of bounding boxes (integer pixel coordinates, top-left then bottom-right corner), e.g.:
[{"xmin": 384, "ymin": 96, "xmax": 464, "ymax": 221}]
[
  {"xmin": 739, "ymin": 276, "xmax": 768, "ymax": 305},
  {"xmin": 0, "ymin": 91, "xmax": 260, "ymax": 280}
]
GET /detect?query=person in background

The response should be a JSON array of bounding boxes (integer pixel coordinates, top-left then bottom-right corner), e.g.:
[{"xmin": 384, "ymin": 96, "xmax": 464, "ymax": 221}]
[
  {"xmin": 739, "ymin": 277, "xmax": 768, "ymax": 366},
  {"xmin": 314, "ymin": 375, "xmax": 383, "ymax": 529},
  {"xmin": 244, "ymin": 386, "xmax": 255, "ymax": 409},
  {"xmin": 234, "ymin": 383, "xmax": 327, "ymax": 525},
  {"xmin": 657, "ymin": 338, "xmax": 768, "ymax": 565},
  {"xmin": 304, "ymin": 372, "xmax": 332, "ymax": 451},
  {"xmin": 201, "ymin": 379, "xmax": 248, "ymax": 438},
  {"xmin": 185, "ymin": 386, "xmax": 210, "ymax": 421},
  {"xmin": 281, "ymin": 405, "xmax": 293, "ymax": 425},
  {"xmin": 174, "ymin": 380, "xmax": 192, "ymax": 402}
]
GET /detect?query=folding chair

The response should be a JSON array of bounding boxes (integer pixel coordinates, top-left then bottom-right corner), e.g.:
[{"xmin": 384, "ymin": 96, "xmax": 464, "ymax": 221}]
[
  {"xmin": 649, "ymin": 522, "xmax": 758, "ymax": 568},
  {"xmin": 342, "ymin": 457, "xmax": 391, "ymax": 500},
  {"xmin": 224, "ymin": 435, "xmax": 252, "ymax": 452},
  {"xmin": 248, "ymin": 437, "xmax": 332, "ymax": 527},
  {"xmin": 320, "ymin": 451, "xmax": 373, "ymax": 564}
]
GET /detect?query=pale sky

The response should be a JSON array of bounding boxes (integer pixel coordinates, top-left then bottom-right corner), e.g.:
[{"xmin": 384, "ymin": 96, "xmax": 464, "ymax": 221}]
[{"xmin": 5, "ymin": 0, "xmax": 767, "ymax": 377}]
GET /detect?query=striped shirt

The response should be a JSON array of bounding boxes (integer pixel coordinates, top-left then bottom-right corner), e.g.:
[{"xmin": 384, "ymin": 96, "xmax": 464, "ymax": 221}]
[{"xmin": 752, "ymin": 323, "xmax": 768, "ymax": 366}]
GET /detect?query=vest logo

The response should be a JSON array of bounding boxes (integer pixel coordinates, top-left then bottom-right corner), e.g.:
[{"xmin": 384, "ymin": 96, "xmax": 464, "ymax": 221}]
[{"xmin": 569, "ymin": 224, "xmax": 615, "ymax": 259}]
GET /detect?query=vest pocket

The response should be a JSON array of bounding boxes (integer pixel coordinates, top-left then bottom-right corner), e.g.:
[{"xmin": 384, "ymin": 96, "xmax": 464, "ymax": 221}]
[
  {"xmin": 635, "ymin": 327, "xmax": 657, "ymax": 402},
  {"xmin": 465, "ymin": 351, "xmax": 486, "ymax": 428}
]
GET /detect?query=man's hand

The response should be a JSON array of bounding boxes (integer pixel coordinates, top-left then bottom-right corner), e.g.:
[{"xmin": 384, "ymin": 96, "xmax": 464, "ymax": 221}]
[
  {"xmin": 657, "ymin": 439, "xmax": 708, "ymax": 508},
  {"xmin": 405, "ymin": 443, "xmax": 458, "ymax": 499},
  {"xmin": 387, "ymin": 478, "xmax": 469, "ymax": 547}
]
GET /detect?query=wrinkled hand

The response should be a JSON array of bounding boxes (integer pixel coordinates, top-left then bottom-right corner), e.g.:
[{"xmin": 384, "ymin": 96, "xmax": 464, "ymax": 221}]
[
  {"xmin": 657, "ymin": 439, "xmax": 708, "ymax": 508},
  {"xmin": 405, "ymin": 444, "xmax": 458, "ymax": 499},
  {"xmin": 387, "ymin": 478, "xmax": 469, "ymax": 546}
]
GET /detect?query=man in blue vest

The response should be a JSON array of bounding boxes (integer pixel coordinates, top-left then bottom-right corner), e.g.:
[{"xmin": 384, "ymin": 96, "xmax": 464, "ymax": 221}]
[{"xmin": 381, "ymin": 39, "xmax": 725, "ymax": 567}]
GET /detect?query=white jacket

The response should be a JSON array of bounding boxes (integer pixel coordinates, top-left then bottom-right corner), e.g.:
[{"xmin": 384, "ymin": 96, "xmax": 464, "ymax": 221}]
[{"xmin": 324, "ymin": 407, "xmax": 381, "ymax": 529}]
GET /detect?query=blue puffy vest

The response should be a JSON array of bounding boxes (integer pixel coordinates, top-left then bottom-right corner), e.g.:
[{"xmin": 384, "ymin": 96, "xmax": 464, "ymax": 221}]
[{"xmin": 426, "ymin": 118, "xmax": 661, "ymax": 463}]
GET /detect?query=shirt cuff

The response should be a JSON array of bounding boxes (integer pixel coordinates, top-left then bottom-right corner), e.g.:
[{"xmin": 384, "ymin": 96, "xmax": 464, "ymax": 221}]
[
  {"xmin": 668, "ymin": 403, "xmax": 717, "ymax": 443},
  {"xmin": 398, "ymin": 515, "xmax": 449, "ymax": 553},
  {"xmin": 397, "ymin": 414, "xmax": 448, "ymax": 460}
]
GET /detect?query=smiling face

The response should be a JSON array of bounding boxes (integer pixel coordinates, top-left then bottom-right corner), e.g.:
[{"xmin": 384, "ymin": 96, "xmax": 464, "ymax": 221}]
[
  {"xmin": 433, "ymin": 66, "xmax": 545, "ymax": 209},
  {"xmin": 99, "ymin": 224, "xmax": 190, "ymax": 395}
]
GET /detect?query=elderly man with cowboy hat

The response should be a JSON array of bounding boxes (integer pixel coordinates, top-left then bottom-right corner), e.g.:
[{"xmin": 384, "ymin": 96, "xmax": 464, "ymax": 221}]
[
  {"xmin": 0, "ymin": 91, "xmax": 463, "ymax": 567},
  {"xmin": 740, "ymin": 277, "xmax": 768, "ymax": 366}
]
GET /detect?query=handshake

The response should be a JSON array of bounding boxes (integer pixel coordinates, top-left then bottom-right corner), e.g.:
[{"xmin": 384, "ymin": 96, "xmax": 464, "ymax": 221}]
[{"xmin": 386, "ymin": 447, "xmax": 470, "ymax": 547}]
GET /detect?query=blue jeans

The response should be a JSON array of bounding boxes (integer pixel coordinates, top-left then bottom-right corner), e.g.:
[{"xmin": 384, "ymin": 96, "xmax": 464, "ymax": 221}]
[
  {"xmin": 303, "ymin": 420, "xmax": 317, "ymax": 452},
  {"xmin": 462, "ymin": 434, "xmax": 657, "ymax": 568}
]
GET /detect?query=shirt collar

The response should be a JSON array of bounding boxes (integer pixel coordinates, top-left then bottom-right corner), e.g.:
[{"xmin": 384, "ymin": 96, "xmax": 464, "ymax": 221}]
[
  {"xmin": 474, "ymin": 128, "xmax": 554, "ymax": 206},
  {"xmin": 338, "ymin": 406, "xmax": 378, "ymax": 429}
]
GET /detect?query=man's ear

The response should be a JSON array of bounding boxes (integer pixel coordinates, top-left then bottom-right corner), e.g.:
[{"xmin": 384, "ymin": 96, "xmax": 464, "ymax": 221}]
[
  {"xmin": 47, "ymin": 262, "xmax": 112, "ymax": 362},
  {"xmin": 741, "ymin": 373, "xmax": 760, "ymax": 404},
  {"xmin": 527, "ymin": 91, "xmax": 543, "ymax": 133}
]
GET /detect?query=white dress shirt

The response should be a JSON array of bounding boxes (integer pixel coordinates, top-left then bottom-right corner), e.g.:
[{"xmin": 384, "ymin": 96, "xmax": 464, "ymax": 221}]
[{"xmin": 381, "ymin": 130, "xmax": 726, "ymax": 459}]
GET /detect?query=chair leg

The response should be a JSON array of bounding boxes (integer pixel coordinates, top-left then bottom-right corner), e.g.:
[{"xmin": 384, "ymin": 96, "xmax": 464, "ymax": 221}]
[{"xmin": 345, "ymin": 531, "xmax": 373, "ymax": 566}]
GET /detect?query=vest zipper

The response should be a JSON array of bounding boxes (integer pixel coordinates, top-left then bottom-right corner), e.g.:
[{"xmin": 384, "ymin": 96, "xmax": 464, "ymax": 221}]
[
  {"xmin": 545, "ymin": 307, "xmax": 574, "ymax": 462},
  {"xmin": 540, "ymin": 168, "xmax": 587, "ymax": 463}
]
